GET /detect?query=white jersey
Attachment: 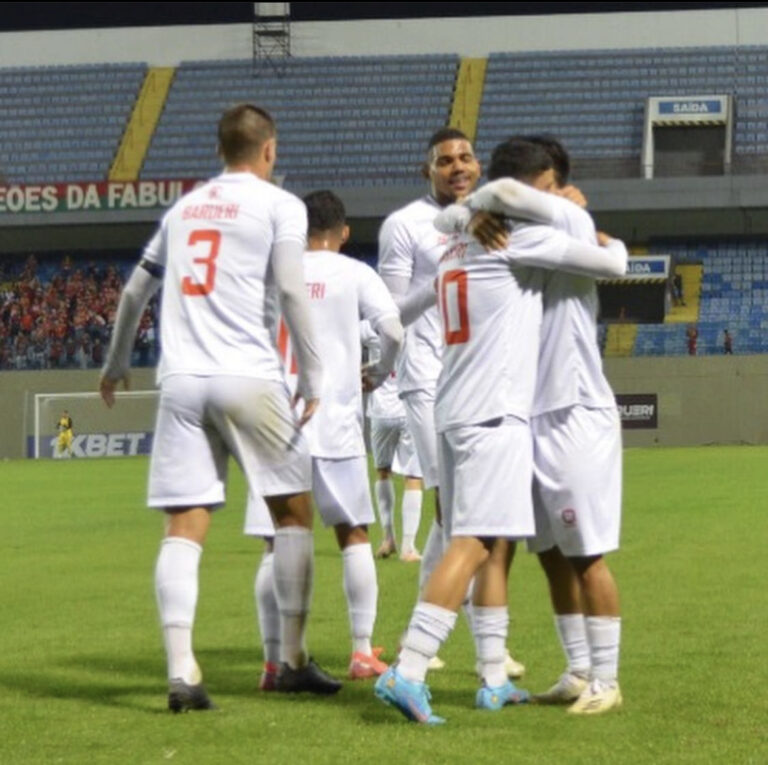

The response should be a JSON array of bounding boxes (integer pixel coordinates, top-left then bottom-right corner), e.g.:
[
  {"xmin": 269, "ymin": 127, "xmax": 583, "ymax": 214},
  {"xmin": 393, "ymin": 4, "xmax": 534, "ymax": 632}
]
[
  {"xmin": 435, "ymin": 224, "xmax": 579, "ymax": 432},
  {"xmin": 143, "ymin": 172, "xmax": 306, "ymax": 383},
  {"xmin": 533, "ymin": 198, "xmax": 616, "ymax": 415},
  {"xmin": 278, "ymin": 250, "xmax": 398, "ymax": 458},
  {"xmin": 361, "ymin": 320, "xmax": 406, "ymax": 420},
  {"xmin": 378, "ymin": 196, "xmax": 452, "ymax": 394}
]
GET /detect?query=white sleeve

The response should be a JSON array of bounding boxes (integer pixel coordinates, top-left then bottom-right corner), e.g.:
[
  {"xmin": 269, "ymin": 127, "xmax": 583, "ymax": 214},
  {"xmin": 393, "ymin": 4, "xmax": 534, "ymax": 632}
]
[
  {"xmin": 398, "ymin": 280, "xmax": 438, "ymax": 326},
  {"xmin": 466, "ymin": 178, "xmax": 560, "ymax": 223},
  {"xmin": 141, "ymin": 224, "xmax": 168, "ymax": 269},
  {"xmin": 358, "ymin": 267, "xmax": 404, "ymax": 387},
  {"xmin": 271, "ymin": 239, "xmax": 322, "ymax": 400},
  {"xmin": 272, "ymin": 193, "xmax": 308, "ymax": 246},
  {"xmin": 378, "ymin": 214, "xmax": 416, "ymax": 281},
  {"xmin": 102, "ymin": 263, "xmax": 162, "ymax": 380},
  {"xmin": 504, "ymin": 225, "xmax": 628, "ymax": 278},
  {"xmin": 433, "ymin": 204, "xmax": 472, "ymax": 234}
]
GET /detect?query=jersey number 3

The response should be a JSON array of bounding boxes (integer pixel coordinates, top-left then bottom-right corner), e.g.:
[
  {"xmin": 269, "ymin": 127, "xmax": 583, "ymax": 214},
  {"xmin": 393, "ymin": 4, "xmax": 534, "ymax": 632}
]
[
  {"xmin": 182, "ymin": 229, "xmax": 221, "ymax": 296},
  {"xmin": 440, "ymin": 269, "xmax": 470, "ymax": 345}
]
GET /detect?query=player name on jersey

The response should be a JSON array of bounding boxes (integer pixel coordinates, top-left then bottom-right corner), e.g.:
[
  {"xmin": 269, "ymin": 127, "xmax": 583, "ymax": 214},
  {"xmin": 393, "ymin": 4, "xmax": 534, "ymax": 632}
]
[{"xmin": 181, "ymin": 203, "xmax": 240, "ymax": 220}]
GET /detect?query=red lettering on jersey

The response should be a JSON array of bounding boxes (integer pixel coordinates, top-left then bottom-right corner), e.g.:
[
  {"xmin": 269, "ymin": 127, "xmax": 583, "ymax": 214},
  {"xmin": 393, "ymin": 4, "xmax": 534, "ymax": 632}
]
[
  {"xmin": 182, "ymin": 203, "xmax": 240, "ymax": 220},
  {"xmin": 307, "ymin": 282, "xmax": 326, "ymax": 299}
]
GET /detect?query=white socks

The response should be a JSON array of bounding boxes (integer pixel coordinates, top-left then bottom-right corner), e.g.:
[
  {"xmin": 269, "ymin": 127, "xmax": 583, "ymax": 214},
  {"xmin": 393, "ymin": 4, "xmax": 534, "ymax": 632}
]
[
  {"xmin": 374, "ymin": 479, "xmax": 396, "ymax": 543},
  {"xmin": 418, "ymin": 519, "xmax": 445, "ymax": 592},
  {"xmin": 473, "ymin": 606, "xmax": 509, "ymax": 688},
  {"xmin": 401, "ymin": 489, "xmax": 423, "ymax": 554},
  {"xmin": 342, "ymin": 543, "xmax": 378, "ymax": 655},
  {"xmin": 398, "ymin": 602, "xmax": 457, "ymax": 684},
  {"xmin": 155, "ymin": 536, "xmax": 202, "ymax": 683},
  {"xmin": 555, "ymin": 613, "xmax": 592, "ymax": 677},
  {"xmin": 254, "ymin": 551, "xmax": 280, "ymax": 666},
  {"xmin": 272, "ymin": 526, "xmax": 314, "ymax": 669},
  {"xmin": 586, "ymin": 616, "xmax": 621, "ymax": 683}
]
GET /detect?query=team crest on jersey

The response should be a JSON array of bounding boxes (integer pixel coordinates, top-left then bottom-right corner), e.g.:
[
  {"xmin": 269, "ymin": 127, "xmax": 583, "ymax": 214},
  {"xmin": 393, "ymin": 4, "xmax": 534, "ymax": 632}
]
[
  {"xmin": 561, "ymin": 508, "xmax": 577, "ymax": 527},
  {"xmin": 208, "ymin": 186, "xmax": 221, "ymax": 199}
]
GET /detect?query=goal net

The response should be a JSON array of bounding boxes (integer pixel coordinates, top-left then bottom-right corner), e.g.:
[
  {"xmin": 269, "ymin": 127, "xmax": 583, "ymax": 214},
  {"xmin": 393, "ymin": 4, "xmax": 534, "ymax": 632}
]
[{"xmin": 29, "ymin": 390, "xmax": 159, "ymax": 459}]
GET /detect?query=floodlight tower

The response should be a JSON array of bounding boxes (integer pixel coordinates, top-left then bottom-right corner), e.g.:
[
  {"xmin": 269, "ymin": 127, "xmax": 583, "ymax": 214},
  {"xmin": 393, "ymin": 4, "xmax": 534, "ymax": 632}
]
[{"xmin": 253, "ymin": 2, "xmax": 291, "ymax": 76}]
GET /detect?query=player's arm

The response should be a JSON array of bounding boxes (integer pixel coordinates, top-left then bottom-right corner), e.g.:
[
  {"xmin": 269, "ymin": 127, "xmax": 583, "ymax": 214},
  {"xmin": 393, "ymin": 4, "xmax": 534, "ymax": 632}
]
[
  {"xmin": 358, "ymin": 268, "xmax": 404, "ymax": 391},
  {"xmin": 271, "ymin": 239, "xmax": 322, "ymax": 425},
  {"xmin": 505, "ymin": 225, "xmax": 628, "ymax": 279},
  {"xmin": 100, "ymin": 251, "xmax": 163, "ymax": 408}
]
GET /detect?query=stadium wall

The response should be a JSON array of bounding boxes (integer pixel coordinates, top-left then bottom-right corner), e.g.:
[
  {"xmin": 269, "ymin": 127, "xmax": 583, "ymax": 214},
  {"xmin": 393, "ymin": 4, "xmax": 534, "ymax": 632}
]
[
  {"xmin": 2, "ymin": 357, "xmax": 767, "ymax": 458},
  {"xmin": 605, "ymin": 355, "xmax": 768, "ymax": 447},
  {"xmin": 1, "ymin": 7, "xmax": 768, "ymax": 67},
  {"xmin": 1, "ymin": 368, "xmax": 156, "ymax": 460}
]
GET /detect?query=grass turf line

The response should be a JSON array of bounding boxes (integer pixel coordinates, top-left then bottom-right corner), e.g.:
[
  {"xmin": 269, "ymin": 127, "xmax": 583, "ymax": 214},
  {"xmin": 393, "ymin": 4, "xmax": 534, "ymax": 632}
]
[{"xmin": 1, "ymin": 447, "xmax": 767, "ymax": 763}]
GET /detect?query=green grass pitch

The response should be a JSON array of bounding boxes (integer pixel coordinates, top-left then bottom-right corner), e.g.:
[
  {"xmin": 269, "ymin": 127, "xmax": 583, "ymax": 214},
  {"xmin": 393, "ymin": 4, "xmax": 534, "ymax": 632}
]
[{"xmin": 2, "ymin": 446, "xmax": 768, "ymax": 764}]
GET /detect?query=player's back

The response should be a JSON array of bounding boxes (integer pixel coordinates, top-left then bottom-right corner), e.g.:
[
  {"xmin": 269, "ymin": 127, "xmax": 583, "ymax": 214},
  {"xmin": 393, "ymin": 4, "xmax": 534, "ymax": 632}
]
[
  {"xmin": 534, "ymin": 199, "xmax": 615, "ymax": 415},
  {"xmin": 435, "ymin": 231, "xmax": 546, "ymax": 433},
  {"xmin": 281, "ymin": 250, "xmax": 396, "ymax": 458},
  {"xmin": 148, "ymin": 172, "xmax": 306, "ymax": 383}
]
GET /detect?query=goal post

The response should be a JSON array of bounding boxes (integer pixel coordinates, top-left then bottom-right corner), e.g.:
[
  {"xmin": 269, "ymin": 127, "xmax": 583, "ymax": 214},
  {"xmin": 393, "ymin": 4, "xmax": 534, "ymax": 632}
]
[{"xmin": 30, "ymin": 390, "xmax": 159, "ymax": 459}]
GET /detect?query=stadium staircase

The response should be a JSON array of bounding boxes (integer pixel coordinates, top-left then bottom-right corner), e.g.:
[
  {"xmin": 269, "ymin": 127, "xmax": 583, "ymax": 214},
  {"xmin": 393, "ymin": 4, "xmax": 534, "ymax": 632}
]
[
  {"xmin": 141, "ymin": 55, "xmax": 459, "ymax": 188},
  {"xmin": 604, "ymin": 324, "xmax": 637, "ymax": 357},
  {"xmin": 0, "ymin": 63, "xmax": 146, "ymax": 183},
  {"xmin": 110, "ymin": 68, "xmax": 175, "ymax": 182},
  {"xmin": 449, "ymin": 58, "xmax": 487, "ymax": 143},
  {"xmin": 665, "ymin": 264, "xmax": 702, "ymax": 324}
]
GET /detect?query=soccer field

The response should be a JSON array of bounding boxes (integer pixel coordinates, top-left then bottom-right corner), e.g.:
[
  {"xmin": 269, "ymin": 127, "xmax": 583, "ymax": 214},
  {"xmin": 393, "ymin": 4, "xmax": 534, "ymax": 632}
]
[{"xmin": 2, "ymin": 446, "xmax": 767, "ymax": 764}]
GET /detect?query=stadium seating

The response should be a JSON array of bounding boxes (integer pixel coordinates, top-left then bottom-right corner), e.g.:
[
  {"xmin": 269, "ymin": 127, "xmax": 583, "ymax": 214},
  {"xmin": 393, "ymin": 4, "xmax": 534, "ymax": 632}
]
[
  {"xmin": 0, "ymin": 64, "xmax": 146, "ymax": 184},
  {"xmin": 476, "ymin": 46, "xmax": 768, "ymax": 176},
  {"xmin": 141, "ymin": 55, "xmax": 459, "ymax": 188},
  {"xmin": 630, "ymin": 240, "xmax": 768, "ymax": 355}
]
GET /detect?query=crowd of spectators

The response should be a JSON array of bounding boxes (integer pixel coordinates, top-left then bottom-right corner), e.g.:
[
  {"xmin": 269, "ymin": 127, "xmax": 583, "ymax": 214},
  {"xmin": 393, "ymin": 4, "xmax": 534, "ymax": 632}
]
[{"xmin": 0, "ymin": 253, "xmax": 159, "ymax": 371}]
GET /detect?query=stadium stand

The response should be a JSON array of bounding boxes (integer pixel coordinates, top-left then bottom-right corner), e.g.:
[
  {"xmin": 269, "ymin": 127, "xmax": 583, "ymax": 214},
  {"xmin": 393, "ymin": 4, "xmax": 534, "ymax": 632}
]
[
  {"xmin": 141, "ymin": 55, "xmax": 459, "ymax": 187},
  {"xmin": 623, "ymin": 241, "xmax": 768, "ymax": 356},
  {"xmin": 476, "ymin": 46, "xmax": 768, "ymax": 178},
  {"xmin": 0, "ymin": 253, "xmax": 159, "ymax": 371},
  {"xmin": 0, "ymin": 64, "xmax": 147, "ymax": 184}
]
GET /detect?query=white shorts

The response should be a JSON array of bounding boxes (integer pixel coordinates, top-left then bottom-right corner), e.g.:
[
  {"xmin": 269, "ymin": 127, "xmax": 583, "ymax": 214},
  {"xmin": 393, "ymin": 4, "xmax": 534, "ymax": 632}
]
[
  {"xmin": 370, "ymin": 416, "xmax": 422, "ymax": 477},
  {"xmin": 148, "ymin": 375, "xmax": 311, "ymax": 509},
  {"xmin": 528, "ymin": 405, "xmax": 622, "ymax": 557},
  {"xmin": 243, "ymin": 492, "xmax": 275, "ymax": 538},
  {"xmin": 313, "ymin": 456, "xmax": 376, "ymax": 528},
  {"xmin": 402, "ymin": 389, "xmax": 439, "ymax": 489},
  {"xmin": 437, "ymin": 416, "xmax": 535, "ymax": 539}
]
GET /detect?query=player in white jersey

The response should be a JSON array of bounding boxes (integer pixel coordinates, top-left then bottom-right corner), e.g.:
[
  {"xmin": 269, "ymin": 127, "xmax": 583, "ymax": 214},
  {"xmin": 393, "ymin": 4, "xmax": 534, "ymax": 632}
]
[
  {"xmin": 361, "ymin": 321, "xmax": 424, "ymax": 561},
  {"xmin": 453, "ymin": 137, "xmax": 625, "ymax": 714},
  {"xmin": 375, "ymin": 140, "xmax": 628, "ymax": 724},
  {"xmin": 378, "ymin": 127, "xmax": 524, "ymax": 677},
  {"xmin": 100, "ymin": 104, "xmax": 340, "ymax": 708},
  {"xmin": 246, "ymin": 190, "xmax": 404, "ymax": 682}
]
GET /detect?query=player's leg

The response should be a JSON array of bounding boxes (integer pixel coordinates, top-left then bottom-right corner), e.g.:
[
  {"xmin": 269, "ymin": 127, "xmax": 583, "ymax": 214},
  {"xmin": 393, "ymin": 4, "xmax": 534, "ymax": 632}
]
[
  {"xmin": 148, "ymin": 375, "xmax": 226, "ymax": 712},
  {"xmin": 335, "ymin": 523, "xmax": 387, "ymax": 678},
  {"xmin": 397, "ymin": 422, "xmax": 424, "ymax": 559},
  {"xmin": 532, "ymin": 406, "xmax": 623, "ymax": 714},
  {"xmin": 209, "ymin": 376, "xmax": 339, "ymax": 694},
  {"xmin": 402, "ymin": 390, "xmax": 439, "ymax": 566},
  {"xmin": 313, "ymin": 456, "xmax": 386, "ymax": 678},
  {"xmin": 243, "ymin": 492, "xmax": 279, "ymax": 690},
  {"xmin": 370, "ymin": 418, "xmax": 398, "ymax": 557},
  {"xmin": 472, "ymin": 538, "xmax": 529, "ymax": 708}
]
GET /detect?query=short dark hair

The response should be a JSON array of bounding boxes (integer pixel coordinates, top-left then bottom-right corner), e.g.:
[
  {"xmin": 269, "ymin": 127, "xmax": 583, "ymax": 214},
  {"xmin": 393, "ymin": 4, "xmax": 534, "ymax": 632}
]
[
  {"xmin": 303, "ymin": 190, "xmax": 346, "ymax": 233},
  {"xmin": 427, "ymin": 127, "xmax": 470, "ymax": 153},
  {"xmin": 519, "ymin": 134, "xmax": 570, "ymax": 186},
  {"xmin": 487, "ymin": 139, "xmax": 554, "ymax": 182},
  {"xmin": 217, "ymin": 103, "xmax": 276, "ymax": 165}
]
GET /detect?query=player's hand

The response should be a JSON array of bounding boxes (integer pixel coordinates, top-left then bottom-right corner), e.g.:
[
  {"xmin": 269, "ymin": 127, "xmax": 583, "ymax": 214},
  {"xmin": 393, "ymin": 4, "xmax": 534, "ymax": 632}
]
[
  {"xmin": 361, "ymin": 363, "xmax": 386, "ymax": 392},
  {"xmin": 99, "ymin": 372, "xmax": 130, "ymax": 408},
  {"xmin": 596, "ymin": 231, "xmax": 613, "ymax": 247},
  {"xmin": 468, "ymin": 211, "xmax": 508, "ymax": 251},
  {"xmin": 556, "ymin": 185, "xmax": 588, "ymax": 208},
  {"xmin": 292, "ymin": 393, "xmax": 319, "ymax": 427}
]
